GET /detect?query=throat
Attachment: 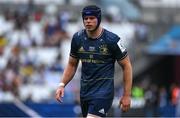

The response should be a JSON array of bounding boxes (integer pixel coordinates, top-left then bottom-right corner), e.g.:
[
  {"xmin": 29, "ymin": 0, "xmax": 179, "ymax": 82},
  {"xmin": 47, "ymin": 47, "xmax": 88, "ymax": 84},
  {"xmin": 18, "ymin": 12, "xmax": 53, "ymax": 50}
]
[{"xmin": 86, "ymin": 27, "xmax": 103, "ymax": 39}]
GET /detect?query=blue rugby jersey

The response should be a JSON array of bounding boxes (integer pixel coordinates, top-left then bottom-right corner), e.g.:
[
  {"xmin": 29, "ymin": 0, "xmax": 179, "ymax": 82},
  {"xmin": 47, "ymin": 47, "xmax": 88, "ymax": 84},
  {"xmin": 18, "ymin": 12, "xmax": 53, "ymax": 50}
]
[{"xmin": 70, "ymin": 29, "xmax": 127, "ymax": 100}]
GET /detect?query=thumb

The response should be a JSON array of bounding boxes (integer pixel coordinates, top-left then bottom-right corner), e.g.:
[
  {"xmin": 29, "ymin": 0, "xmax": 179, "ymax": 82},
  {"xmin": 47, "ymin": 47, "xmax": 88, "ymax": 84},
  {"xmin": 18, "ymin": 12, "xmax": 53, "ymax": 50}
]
[
  {"xmin": 119, "ymin": 99, "xmax": 123, "ymax": 107},
  {"xmin": 61, "ymin": 90, "xmax": 64, "ymax": 97},
  {"xmin": 119, "ymin": 98, "xmax": 123, "ymax": 104}
]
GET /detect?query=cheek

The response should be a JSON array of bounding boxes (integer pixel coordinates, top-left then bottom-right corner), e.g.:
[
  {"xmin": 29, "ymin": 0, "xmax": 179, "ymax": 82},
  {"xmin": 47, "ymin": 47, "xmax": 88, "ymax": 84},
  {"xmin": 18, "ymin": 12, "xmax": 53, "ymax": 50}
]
[
  {"xmin": 94, "ymin": 20, "xmax": 98, "ymax": 25},
  {"xmin": 83, "ymin": 20, "xmax": 87, "ymax": 26}
]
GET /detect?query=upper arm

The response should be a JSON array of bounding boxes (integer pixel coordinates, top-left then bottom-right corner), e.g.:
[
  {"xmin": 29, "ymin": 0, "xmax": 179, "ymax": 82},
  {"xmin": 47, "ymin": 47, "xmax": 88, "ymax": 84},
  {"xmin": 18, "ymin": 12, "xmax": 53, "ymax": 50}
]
[
  {"xmin": 70, "ymin": 33, "xmax": 79, "ymax": 59},
  {"xmin": 68, "ymin": 56, "xmax": 79, "ymax": 68}
]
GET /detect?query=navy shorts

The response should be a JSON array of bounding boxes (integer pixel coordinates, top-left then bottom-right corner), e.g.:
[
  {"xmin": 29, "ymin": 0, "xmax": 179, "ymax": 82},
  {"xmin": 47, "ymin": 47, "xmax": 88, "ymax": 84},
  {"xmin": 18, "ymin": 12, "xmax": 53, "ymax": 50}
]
[{"xmin": 80, "ymin": 98, "xmax": 113, "ymax": 117}]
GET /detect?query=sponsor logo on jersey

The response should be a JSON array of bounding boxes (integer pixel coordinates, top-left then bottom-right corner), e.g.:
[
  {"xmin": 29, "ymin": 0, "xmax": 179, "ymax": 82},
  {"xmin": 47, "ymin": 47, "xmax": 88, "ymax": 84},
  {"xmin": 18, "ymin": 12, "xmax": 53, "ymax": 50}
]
[
  {"xmin": 117, "ymin": 40, "xmax": 126, "ymax": 52},
  {"xmin": 98, "ymin": 108, "xmax": 105, "ymax": 114},
  {"xmin": 79, "ymin": 46, "xmax": 85, "ymax": 52},
  {"xmin": 89, "ymin": 54, "xmax": 93, "ymax": 59},
  {"xmin": 89, "ymin": 46, "xmax": 96, "ymax": 52}
]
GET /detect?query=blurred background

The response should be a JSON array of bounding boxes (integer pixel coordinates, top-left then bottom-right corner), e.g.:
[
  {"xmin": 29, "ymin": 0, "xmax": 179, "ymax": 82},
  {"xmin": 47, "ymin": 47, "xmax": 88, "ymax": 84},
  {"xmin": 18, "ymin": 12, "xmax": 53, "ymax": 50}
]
[{"xmin": 0, "ymin": 0, "xmax": 180, "ymax": 117}]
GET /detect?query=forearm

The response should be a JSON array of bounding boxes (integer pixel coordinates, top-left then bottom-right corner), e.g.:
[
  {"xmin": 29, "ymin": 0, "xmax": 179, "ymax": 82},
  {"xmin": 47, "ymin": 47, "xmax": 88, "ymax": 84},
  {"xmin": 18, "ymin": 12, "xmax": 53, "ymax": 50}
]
[
  {"xmin": 60, "ymin": 57, "xmax": 79, "ymax": 87},
  {"xmin": 118, "ymin": 56, "xmax": 133, "ymax": 96},
  {"xmin": 61, "ymin": 65, "xmax": 77, "ymax": 87},
  {"xmin": 122, "ymin": 64, "xmax": 132, "ymax": 96}
]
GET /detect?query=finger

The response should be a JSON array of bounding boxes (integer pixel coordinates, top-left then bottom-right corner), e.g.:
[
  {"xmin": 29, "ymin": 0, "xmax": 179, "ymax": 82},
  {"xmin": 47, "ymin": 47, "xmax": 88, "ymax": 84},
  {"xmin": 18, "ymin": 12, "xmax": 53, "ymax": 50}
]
[
  {"xmin": 61, "ymin": 90, "xmax": 64, "ymax": 97},
  {"xmin": 55, "ymin": 91, "xmax": 63, "ymax": 103},
  {"xmin": 121, "ymin": 106, "xmax": 127, "ymax": 112},
  {"xmin": 55, "ymin": 93, "xmax": 60, "ymax": 102},
  {"xmin": 59, "ymin": 97, "xmax": 63, "ymax": 103},
  {"xmin": 120, "ymin": 103, "xmax": 123, "ymax": 109},
  {"xmin": 56, "ymin": 95, "xmax": 63, "ymax": 103},
  {"xmin": 121, "ymin": 105, "xmax": 130, "ymax": 112},
  {"xmin": 119, "ymin": 99, "xmax": 122, "ymax": 105}
]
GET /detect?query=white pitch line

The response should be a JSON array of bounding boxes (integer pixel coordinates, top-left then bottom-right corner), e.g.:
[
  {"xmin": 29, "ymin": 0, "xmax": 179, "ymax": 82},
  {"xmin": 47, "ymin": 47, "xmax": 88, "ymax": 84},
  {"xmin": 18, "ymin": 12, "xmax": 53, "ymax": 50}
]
[{"xmin": 13, "ymin": 98, "xmax": 42, "ymax": 117}]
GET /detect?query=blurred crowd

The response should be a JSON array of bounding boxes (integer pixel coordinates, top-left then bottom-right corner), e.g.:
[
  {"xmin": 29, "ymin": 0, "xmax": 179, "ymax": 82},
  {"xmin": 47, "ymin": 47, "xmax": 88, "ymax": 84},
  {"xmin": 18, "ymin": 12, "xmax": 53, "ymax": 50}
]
[
  {"xmin": 130, "ymin": 79, "xmax": 180, "ymax": 117},
  {"xmin": 0, "ymin": 2, "xmax": 71, "ymax": 102}
]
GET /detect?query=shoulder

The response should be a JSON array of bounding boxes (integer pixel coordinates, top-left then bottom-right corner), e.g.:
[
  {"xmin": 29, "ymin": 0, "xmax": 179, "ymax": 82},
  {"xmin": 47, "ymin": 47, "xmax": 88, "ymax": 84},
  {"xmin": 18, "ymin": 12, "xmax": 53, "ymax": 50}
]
[
  {"xmin": 103, "ymin": 29, "xmax": 120, "ymax": 44},
  {"xmin": 73, "ymin": 29, "xmax": 85, "ymax": 39},
  {"xmin": 71, "ymin": 29, "xmax": 85, "ymax": 47}
]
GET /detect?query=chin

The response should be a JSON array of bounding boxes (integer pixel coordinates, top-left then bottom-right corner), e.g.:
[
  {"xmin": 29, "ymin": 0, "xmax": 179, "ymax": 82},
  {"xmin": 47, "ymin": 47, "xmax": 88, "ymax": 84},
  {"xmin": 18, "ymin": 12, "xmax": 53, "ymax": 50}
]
[{"xmin": 86, "ymin": 28, "xmax": 95, "ymax": 32}]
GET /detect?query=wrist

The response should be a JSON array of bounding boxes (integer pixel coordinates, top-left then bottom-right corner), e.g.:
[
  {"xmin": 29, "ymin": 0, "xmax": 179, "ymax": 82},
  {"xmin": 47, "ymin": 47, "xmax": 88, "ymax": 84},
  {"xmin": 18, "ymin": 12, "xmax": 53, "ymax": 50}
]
[
  {"xmin": 58, "ymin": 82, "xmax": 65, "ymax": 88},
  {"xmin": 123, "ymin": 93, "xmax": 131, "ymax": 97}
]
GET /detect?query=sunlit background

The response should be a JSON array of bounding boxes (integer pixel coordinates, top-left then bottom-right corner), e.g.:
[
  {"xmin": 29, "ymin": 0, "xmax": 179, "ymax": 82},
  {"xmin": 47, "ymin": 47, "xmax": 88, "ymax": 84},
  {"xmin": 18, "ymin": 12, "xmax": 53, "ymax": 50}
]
[{"xmin": 0, "ymin": 0, "xmax": 180, "ymax": 117}]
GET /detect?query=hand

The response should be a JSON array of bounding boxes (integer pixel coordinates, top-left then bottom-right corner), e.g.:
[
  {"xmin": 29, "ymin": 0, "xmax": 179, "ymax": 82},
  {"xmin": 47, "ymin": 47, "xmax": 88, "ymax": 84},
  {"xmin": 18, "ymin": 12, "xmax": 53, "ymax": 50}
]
[
  {"xmin": 55, "ymin": 86, "xmax": 64, "ymax": 103},
  {"xmin": 119, "ymin": 95, "xmax": 131, "ymax": 112}
]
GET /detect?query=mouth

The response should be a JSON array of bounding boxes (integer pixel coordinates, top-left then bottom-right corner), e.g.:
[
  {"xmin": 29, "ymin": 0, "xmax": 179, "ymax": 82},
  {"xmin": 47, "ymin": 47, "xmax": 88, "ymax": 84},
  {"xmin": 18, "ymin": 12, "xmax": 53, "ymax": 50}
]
[{"xmin": 86, "ymin": 25, "xmax": 92, "ymax": 27}]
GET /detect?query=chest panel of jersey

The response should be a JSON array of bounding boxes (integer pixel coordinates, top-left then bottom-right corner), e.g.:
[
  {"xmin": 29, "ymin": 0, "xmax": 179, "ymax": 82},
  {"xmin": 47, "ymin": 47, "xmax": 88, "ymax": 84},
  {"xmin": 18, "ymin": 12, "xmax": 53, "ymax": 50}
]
[{"xmin": 77, "ymin": 37, "xmax": 113, "ymax": 64}]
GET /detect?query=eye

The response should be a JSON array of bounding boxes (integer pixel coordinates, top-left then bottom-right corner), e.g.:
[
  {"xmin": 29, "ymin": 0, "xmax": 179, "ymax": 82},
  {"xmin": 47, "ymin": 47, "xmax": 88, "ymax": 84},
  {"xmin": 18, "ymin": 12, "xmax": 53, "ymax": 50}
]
[
  {"xmin": 84, "ymin": 17, "xmax": 88, "ymax": 20},
  {"xmin": 89, "ymin": 17, "xmax": 95, "ymax": 20},
  {"xmin": 84, "ymin": 16, "xmax": 96, "ymax": 21}
]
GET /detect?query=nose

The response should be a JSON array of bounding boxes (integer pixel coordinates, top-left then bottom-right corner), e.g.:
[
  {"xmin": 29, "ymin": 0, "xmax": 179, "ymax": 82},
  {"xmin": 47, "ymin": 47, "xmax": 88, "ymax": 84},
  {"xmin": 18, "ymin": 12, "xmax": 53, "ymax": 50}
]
[{"xmin": 85, "ymin": 18, "xmax": 91, "ymax": 22}]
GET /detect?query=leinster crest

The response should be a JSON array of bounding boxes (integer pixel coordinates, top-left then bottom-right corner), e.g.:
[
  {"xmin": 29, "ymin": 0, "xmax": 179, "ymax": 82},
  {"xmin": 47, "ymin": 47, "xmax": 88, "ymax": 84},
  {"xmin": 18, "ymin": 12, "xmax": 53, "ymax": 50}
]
[{"xmin": 99, "ymin": 45, "xmax": 108, "ymax": 55}]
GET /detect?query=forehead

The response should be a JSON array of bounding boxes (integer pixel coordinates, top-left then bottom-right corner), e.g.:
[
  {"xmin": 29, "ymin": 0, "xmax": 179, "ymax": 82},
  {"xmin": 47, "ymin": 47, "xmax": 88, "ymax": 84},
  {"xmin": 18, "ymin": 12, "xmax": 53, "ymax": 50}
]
[{"xmin": 83, "ymin": 16, "xmax": 97, "ymax": 19}]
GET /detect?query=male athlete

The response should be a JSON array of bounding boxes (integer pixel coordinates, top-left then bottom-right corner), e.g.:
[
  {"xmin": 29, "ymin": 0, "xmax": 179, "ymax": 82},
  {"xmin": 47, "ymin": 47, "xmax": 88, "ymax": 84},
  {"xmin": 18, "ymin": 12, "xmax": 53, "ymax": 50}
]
[{"xmin": 55, "ymin": 5, "xmax": 132, "ymax": 117}]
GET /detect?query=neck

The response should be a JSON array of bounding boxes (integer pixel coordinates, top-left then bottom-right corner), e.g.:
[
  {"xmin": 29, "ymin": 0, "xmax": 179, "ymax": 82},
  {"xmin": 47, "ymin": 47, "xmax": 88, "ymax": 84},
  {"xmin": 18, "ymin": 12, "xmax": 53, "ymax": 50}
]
[{"xmin": 86, "ymin": 27, "xmax": 103, "ymax": 39}]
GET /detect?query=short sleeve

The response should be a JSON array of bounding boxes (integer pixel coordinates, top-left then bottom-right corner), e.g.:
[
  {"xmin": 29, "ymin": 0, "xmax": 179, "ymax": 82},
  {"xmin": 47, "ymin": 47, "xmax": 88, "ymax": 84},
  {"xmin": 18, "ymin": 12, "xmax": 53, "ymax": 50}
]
[
  {"xmin": 110, "ymin": 37, "xmax": 128, "ymax": 61},
  {"xmin": 70, "ymin": 33, "xmax": 79, "ymax": 58}
]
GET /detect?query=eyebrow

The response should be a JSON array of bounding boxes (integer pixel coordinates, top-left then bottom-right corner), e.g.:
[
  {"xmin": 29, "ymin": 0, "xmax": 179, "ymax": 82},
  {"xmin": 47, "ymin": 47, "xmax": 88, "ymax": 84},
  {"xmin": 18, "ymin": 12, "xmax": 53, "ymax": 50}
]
[{"xmin": 84, "ymin": 16, "xmax": 96, "ymax": 19}]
